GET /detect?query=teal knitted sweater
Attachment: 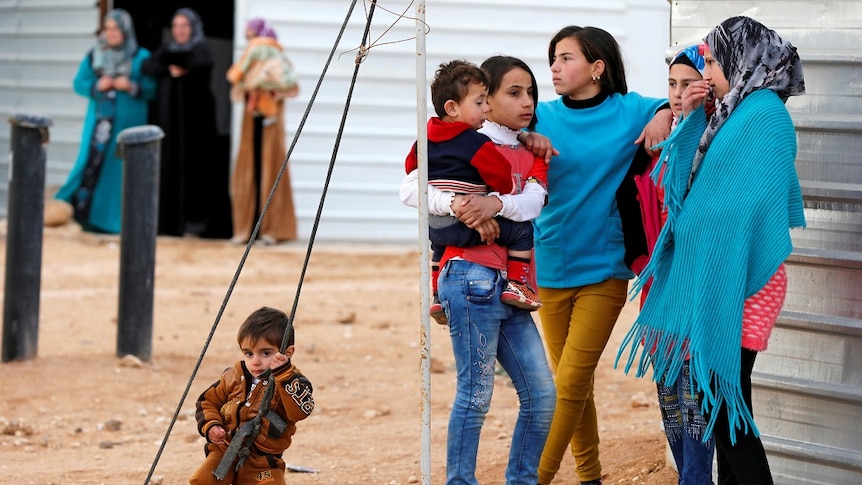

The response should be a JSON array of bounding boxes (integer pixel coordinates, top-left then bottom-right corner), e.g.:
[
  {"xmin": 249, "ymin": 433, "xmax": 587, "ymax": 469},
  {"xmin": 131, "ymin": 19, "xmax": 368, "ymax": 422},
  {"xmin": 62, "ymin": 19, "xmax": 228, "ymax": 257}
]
[{"xmin": 617, "ymin": 89, "xmax": 805, "ymax": 441}]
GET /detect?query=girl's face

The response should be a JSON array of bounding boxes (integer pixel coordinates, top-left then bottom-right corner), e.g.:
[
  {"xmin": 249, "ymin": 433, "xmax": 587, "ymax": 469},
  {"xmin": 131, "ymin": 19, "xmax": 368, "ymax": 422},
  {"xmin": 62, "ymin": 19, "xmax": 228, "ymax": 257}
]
[
  {"xmin": 550, "ymin": 37, "xmax": 602, "ymax": 100},
  {"xmin": 240, "ymin": 337, "xmax": 278, "ymax": 377},
  {"xmin": 172, "ymin": 14, "xmax": 192, "ymax": 45},
  {"xmin": 103, "ymin": 18, "xmax": 125, "ymax": 47},
  {"xmin": 668, "ymin": 63, "xmax": 703, "ymax": 117},
  {"xmin": 486, "ymin": 67, "xmax": 535, "ymax": 131},
  {"xmin": 702, "ymin": 47, "xmax": 730, "ymax": 100}
]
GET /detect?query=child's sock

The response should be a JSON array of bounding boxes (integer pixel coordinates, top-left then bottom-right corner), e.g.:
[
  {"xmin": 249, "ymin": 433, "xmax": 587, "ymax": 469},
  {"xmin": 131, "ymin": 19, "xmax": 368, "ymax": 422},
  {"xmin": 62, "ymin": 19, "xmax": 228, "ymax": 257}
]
[
  {"xmin": 431, "ymin": 262, "xmax": 440, "ymax": 296},
  {"xmin": 506, "ymin": 256, "xmax": 532, "ymax": 287}
]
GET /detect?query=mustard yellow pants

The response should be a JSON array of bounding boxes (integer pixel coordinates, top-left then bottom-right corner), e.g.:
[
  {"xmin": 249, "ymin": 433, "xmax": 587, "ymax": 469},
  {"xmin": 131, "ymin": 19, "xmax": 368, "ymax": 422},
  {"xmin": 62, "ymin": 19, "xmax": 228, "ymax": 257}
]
[{"xmin": 536, "ymin": 278, "xmax": 628, "ymax": 484}]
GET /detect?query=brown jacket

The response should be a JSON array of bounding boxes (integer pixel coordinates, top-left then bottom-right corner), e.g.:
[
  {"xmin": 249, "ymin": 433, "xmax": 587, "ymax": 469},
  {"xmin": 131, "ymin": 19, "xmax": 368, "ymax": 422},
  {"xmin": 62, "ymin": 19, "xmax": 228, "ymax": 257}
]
[{"xmin": 195, "ymin": 360, "xmax": 314, "ymax": 456}]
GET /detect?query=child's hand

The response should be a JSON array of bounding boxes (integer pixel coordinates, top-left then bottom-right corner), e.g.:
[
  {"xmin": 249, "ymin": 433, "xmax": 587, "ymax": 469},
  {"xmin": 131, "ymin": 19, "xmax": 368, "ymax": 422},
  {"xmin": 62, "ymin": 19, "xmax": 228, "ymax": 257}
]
[
  {"xmin": 270, "ymin": 352, "xmax": 289, "ymax": 369},
  {"xmin": 208, "ymin": 424, "xmax": 226, "ymax": 444},
  {"xmin": 473, "ymin": 219, "xmax": 500, "ymax": 244}
]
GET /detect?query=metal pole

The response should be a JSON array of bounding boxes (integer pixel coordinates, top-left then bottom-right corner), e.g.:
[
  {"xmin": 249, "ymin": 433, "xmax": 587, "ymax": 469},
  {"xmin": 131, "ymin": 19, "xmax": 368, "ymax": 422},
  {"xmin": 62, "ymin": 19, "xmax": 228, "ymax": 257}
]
[
  {"xmin": 415, "ymin": 3, "xmax": 432, "ymax": 484},
  {"xmin": 116, "ymin": 125, "xmax": 163, "ymax": 361},
  {"xmin": 2, "ymin": 114, "xmax": 51, "ymax": 362}
]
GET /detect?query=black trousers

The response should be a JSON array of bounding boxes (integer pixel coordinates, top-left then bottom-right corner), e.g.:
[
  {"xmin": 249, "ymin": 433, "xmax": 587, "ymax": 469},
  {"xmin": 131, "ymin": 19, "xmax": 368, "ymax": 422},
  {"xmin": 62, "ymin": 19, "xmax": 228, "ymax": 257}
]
[{"xmin": 710, "ymin": 348, "xmax": 774, "ymax": 485}]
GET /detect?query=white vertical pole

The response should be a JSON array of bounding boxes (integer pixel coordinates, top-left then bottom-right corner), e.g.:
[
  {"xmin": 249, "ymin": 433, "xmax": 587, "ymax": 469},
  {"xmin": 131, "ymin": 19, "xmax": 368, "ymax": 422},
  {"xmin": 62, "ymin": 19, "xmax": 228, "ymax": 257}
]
[{"xmin": 415, "ymin": 2, "xmax": 432, "ymax": 484}]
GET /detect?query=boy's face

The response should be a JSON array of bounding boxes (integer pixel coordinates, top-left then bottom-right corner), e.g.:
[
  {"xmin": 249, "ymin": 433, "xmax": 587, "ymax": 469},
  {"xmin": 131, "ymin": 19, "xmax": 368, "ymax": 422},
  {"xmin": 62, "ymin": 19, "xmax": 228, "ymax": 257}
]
[
  {"xmin": 240, "ymin": 337, "xmax": 281, "ymax": 377},
  {"xmin": 667, "ymin": 63, "xmax": 703, "ymax": 117},
  {"xmin": 445, "ymin": 82, "xmax": 489, "ymax": 129}
]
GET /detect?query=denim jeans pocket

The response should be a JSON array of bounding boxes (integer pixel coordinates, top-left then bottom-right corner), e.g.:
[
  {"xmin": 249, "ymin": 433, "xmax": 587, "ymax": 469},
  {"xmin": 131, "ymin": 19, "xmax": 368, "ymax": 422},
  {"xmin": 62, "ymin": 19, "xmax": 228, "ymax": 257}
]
[{"xmin": 465, "ymin": 275, "xmax": 497, "ymax": 303}]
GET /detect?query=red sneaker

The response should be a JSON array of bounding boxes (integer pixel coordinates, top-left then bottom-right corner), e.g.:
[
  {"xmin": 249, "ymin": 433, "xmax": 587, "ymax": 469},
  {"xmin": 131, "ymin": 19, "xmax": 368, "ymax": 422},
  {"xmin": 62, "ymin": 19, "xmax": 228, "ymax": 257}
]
[
  {"xmin": 501, "ymin": 280, "xmax": 542, "ymax": 311},
  {"xmin": 430, "ymin": 294, "xmax": 447, "ymax": 325}
]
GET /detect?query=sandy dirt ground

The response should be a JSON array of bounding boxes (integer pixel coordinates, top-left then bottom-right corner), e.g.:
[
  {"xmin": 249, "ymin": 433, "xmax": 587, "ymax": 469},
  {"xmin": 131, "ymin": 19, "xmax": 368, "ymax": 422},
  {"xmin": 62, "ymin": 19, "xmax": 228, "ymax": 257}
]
[{"xmin": 0, "ymin": 221, "xmax": 679, "ymax": 484}]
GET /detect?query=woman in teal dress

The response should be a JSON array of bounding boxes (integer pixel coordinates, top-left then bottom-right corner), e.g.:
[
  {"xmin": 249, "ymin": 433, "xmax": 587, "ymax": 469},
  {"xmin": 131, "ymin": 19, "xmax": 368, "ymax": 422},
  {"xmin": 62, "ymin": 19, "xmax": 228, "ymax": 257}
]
[{"xmin": 54, "ymin": 9, "xmax": 156, "ymax": 233}]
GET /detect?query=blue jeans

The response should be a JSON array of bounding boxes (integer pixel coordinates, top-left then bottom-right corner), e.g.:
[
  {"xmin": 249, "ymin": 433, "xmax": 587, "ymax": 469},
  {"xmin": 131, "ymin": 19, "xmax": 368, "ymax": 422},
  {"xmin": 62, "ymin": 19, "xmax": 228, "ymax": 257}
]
[
  {"xmin": 657, "ymin": 359, "xmax": 715, "ymax": 485},
  {"xmin": 439, "ymin": 259, "xmax": 556, "ymax": 485}
]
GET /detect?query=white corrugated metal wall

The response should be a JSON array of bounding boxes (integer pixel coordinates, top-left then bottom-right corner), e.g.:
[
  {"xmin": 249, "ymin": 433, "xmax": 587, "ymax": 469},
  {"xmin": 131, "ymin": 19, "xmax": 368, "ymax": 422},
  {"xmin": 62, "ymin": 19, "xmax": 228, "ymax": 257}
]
[
  {"xmin": 240, "ymin": 0, "xmax": 670, "ymax": 242},
  {"xmin": 0, "ymin": 0, "xmax": 100, "ymax": 210},
  {"xmin": 0, "ymin": 0, "xmax": 671, "ymax": 240}
]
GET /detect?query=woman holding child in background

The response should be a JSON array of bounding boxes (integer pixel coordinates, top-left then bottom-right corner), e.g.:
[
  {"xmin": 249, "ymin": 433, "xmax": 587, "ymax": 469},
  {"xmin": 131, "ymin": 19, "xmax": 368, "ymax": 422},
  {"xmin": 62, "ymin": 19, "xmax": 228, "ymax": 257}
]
[{"xmin": 227, "ymin": 18, "xmax": 299, "ymax": 245}]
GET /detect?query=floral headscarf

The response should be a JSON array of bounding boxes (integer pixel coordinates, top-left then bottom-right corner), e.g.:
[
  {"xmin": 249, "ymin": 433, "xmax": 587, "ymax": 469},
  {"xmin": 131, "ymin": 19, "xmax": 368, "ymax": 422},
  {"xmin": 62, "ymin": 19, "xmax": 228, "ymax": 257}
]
[
  {"xmin": 91, "ymin": 9, "xmax": 138, "ymax": 77},
  {"xmin": 260, "ymin": 26, "xmax": 278, "ymax": 39},
  {"xmin": 690, "ymin": 16, "xmax": 805, "ymax": 184},
  {"xmin": 669, "ymin": 43, "xmax": 706, "ymax": 77},
  {"xmin": 167, "ymin": 8, "xmax": 206, "ymax": 53},
  {"xmin": 245, "ymin": 17, "xmax": 271, "ymax": 38},
  {"xmin": 669, "ymin": 44, "xmax": 707, "ymax": 128}
]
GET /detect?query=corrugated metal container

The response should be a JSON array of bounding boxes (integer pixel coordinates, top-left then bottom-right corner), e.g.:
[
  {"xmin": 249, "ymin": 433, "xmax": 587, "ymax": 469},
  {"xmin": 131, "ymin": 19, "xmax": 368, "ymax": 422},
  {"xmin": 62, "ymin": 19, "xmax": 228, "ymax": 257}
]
[
  {"xmin": 670, "ymin": 2, "xmax": 862, "ymax": 483},
  {"xmin": 0, "ymin": 0, "xmax": 671, "ymax": 240},
  {"xmin": 234, "ymin": 0, "xmax": 671, "ymax": 241},
  {"xmin": 0, "ymin": 0, "xmax": 99, "ymax": 206}
]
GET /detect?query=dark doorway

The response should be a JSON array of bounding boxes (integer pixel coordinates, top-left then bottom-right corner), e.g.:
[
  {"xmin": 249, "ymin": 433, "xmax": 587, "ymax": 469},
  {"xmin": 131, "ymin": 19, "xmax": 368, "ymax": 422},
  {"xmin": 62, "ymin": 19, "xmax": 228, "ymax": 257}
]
[
  {"xmin": 111, "ymin": 0, "xmax": 235, "ymax": 138},
  {"xmin": 98, "ymin": 0, "xmax": 237, "ymax": 238}
]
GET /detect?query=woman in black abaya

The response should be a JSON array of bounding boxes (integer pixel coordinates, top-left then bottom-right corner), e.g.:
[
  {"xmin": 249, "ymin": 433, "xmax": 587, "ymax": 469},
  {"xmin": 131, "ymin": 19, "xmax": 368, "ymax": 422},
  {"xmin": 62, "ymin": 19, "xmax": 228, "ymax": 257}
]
[{"xmin": 142, "ymin": 8, "xmax": 231, "ymax": 238}]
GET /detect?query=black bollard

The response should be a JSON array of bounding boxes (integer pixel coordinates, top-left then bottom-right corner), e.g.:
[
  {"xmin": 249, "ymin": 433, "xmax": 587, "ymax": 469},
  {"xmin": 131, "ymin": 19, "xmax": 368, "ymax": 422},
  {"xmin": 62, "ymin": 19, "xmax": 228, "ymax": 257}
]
[
  {"xmin": 2, "ymin": 114, "xmax": 52, "ymax": 362},
  {"xmin": 116, "ymin": 125, "xmax": 163, "ymax": 361}
]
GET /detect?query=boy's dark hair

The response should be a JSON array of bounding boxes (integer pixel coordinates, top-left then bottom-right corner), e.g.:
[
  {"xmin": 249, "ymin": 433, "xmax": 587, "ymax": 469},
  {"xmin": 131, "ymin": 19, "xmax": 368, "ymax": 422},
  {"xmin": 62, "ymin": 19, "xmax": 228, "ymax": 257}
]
[
  {"xmin": 237, "ymin": 306, "xmax": 293, "ymax": 349},
  {"xmin": 548, "ymin": 25, "xmax": 628, "ymax": 95},
  {"xmin": 481, "ymin": 55, "xmax": 539, "ymax": 131},
  {"xmin": 430, "ymin": 59, "xmax": 488, "ymax": 118}
]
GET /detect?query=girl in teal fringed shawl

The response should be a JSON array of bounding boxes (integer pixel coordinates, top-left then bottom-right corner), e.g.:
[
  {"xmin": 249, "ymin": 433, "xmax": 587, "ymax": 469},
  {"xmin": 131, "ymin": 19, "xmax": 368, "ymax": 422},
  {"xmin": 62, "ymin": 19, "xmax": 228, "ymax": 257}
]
[{"xmin": 616, "ymin": 16, "xmax": 805, "ymax": 485}]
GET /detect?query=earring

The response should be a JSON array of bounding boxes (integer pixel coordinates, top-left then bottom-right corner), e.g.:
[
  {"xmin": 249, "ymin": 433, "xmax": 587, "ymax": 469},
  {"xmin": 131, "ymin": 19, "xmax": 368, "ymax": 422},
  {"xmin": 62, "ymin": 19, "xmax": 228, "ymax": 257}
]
[{"xmin": 591, "ymin": 74, "xmax": 601, "ymax": 82}]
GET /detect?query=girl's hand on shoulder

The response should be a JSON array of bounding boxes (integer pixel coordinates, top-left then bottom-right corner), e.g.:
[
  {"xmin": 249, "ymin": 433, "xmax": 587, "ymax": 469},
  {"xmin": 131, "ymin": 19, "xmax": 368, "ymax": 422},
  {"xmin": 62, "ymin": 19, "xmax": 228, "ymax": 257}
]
[
  {"xmin": 637, "ymin": 108, "xmax": 673, "ymax": 157},
  {"xmin": 518, "ymin": 132, "xmax": 558, "ymax": 162}
]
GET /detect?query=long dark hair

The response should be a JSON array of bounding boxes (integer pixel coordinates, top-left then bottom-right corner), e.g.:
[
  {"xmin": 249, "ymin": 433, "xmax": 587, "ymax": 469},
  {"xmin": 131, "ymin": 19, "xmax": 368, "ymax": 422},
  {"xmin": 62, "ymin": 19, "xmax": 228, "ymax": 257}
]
[
  {"xmin": 548, "ymin": 25, "xmax": 627, "ymax": 95},
  {"xmin": 480, "ymin": 55, "xmax": 539, "ymax": 130}
]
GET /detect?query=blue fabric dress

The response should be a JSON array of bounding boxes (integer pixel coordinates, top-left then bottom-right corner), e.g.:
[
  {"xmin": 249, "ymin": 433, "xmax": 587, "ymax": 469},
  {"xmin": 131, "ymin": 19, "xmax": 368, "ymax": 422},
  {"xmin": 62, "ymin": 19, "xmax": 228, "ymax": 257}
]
[{"xmin": 55, "ymin": 48, "xmax": 156, "ymax": 233}]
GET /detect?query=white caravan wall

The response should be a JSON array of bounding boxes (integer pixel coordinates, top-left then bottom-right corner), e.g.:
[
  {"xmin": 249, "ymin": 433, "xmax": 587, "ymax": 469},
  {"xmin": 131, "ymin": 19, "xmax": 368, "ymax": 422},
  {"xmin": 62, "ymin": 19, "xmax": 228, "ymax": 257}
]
[
  {"xmin": 0, "ymin": 1, "xmax": 671, "ymax": 239},
  {"xmin": 0, "ymin": 1, "xmax": 101, "ymax": 211},
  {"xmin": 235, "ymin": 0, "xmax": 671, "ymax": 243}
]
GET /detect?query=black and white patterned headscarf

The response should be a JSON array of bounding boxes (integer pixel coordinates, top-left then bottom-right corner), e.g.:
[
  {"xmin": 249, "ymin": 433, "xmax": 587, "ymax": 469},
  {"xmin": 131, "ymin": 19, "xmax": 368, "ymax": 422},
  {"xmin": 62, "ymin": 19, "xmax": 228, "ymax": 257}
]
[
  {"xmin": 91, "ymin": 9, "xmax": 138, "ymax": 77},
  {"xmin": 691, "ymin": 16, "xmax": 805, "ymax": 182},
  {"xmin": 167, "ymin": 8, "xmax": 206, "ymax": 53}
]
